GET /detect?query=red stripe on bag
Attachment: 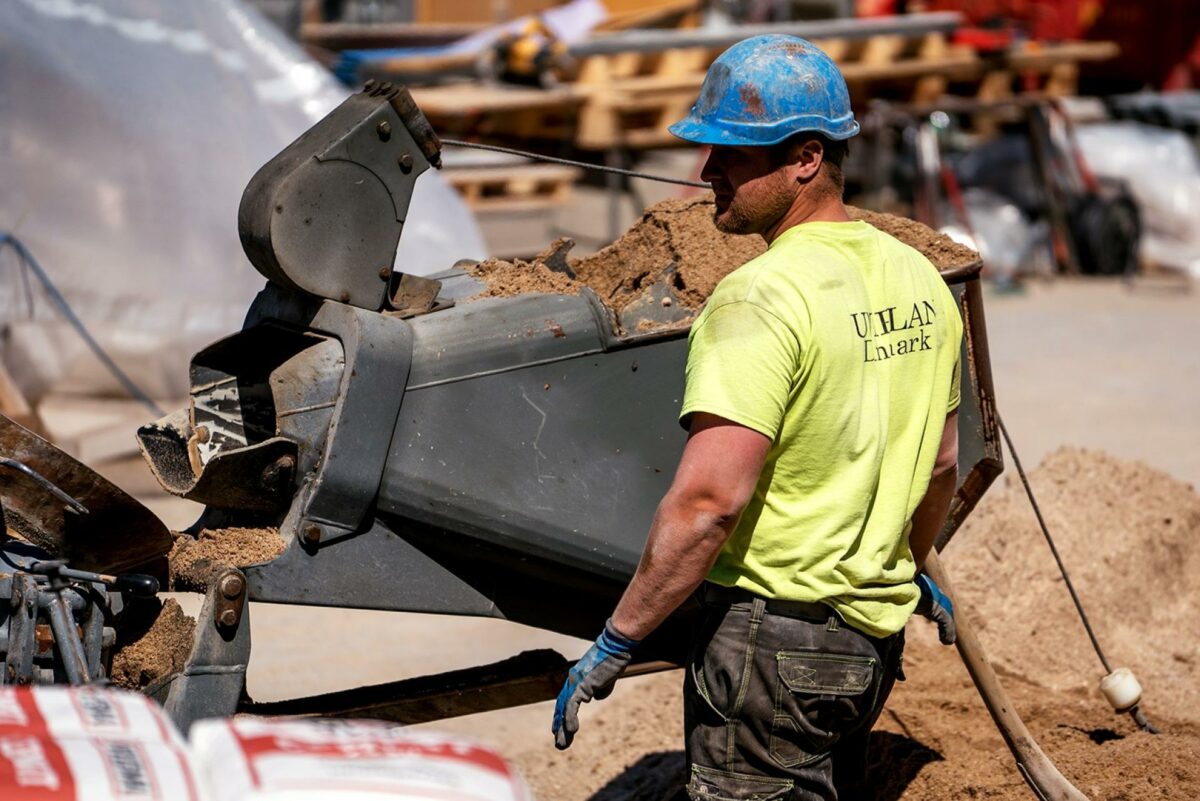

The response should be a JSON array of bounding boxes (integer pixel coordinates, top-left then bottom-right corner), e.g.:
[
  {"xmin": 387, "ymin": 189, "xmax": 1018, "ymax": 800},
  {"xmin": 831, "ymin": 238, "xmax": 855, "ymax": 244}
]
[
  {"xmin": 0, "ymin": 734, "xmax": 75, "ymax": 801},
  {"xmin": 233, "ymin": 731, "xmax": 519, "ymax": 780},
  {"xmin": 0, "ymin": 688, "xmax": 44, "ymax": 732}
]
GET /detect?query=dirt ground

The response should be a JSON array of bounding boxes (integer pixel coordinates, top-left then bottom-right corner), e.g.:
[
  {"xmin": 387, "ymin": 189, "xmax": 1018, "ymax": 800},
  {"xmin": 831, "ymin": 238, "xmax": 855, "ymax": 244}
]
[{"xmin": 91, "ymin": 180, "xmax": 1200, "ymax": 799}]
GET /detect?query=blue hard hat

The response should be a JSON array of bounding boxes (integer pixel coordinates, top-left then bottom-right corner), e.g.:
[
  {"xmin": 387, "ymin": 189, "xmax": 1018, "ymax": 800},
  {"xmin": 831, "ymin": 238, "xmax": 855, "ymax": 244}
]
[{"xmin": 668, "ymin": 35, "xmax": 859, "ymax": 146}]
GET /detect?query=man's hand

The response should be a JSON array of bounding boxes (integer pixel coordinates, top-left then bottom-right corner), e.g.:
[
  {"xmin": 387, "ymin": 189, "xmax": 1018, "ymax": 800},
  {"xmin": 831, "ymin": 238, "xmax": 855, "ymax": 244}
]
[
  {"xmin": 915, "ymin": 573, "xmax": 956, "ymax": 645},
  {"xmin": 551, "ymin": 620, "xmax": 639, "ymax": 750}
]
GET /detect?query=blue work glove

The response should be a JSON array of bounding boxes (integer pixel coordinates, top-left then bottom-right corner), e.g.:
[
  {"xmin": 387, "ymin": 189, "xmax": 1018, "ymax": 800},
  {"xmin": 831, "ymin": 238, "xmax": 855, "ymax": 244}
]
[
  {"xmin": 552, "ymin": 619, "xmax": 639, "ymax": 750},
  {"xmin": 915, "ymin": 573, "xmax": 956, "ymax": 645}
]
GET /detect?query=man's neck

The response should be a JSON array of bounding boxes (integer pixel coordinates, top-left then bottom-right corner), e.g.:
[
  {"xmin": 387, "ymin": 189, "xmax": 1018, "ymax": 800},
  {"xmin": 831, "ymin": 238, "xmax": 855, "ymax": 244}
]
[{"xmin": 764, "ymin": 196, "xmax": 850, "ymax": 244}]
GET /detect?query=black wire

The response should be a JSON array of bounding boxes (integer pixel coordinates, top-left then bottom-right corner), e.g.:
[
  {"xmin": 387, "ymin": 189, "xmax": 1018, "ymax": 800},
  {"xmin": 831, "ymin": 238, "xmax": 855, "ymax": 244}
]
[
  {"xmin": 440, "ymin": 139, "xmax": 710, "ymax": 188},
  {"xmin": 0, "ymin": 234, "xmax": 166, "ymax": 417},
  {"xmin": 997, "ymin": 414, "xmax": 1158, "ymax": 733}
]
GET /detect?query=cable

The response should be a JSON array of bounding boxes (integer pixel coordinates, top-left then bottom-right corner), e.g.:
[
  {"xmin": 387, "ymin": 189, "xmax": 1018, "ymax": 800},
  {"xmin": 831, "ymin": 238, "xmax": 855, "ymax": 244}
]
[
  {"xmin": 0, "ymin": 233, "xmax": 166, "ymax": 417},
  {"xmin": 997, "ymin": 414, "xmax": 1158, "ymax": 734},
  {"xmin": 440, "ymin": 139, "xmax": 710, "ymax": 188}
]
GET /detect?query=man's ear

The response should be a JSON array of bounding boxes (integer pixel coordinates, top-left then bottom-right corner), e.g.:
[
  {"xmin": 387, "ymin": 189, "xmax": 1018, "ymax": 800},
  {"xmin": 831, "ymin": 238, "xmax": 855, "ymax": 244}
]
[{"xmin": 793, "ymin": 139, "xmax": 824, "ymax": 183}]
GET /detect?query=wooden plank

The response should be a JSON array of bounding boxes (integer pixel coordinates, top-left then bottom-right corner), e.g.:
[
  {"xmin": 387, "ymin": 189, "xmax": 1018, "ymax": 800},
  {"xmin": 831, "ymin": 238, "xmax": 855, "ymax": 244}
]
[
  {"xmin": 415, "ymin": 0, "xmax": 556, "ymax": 25},
  {"xmin": 299, "ymin": 21, "xmax": 485, "ymax": 50},
  {"xmin": 0, "ymin": 361, "xmax": 39, "ymax": 434},
  {"xmin": 841, "ymin": 52, "xmax": 981, "ymax": 82},
  {"xmin": 36, "ymin": 396, "xmax": 162, "ymax": 464},
  {"xmin": 1044, "ymin": 62, "xmax": 1080, "ymax": 97},
  {"xmin": 976, "ymin": 70, "xmax": 1015, "ymax": 103},
  {"xmin": 811, "ymin": 37, "xmax": 849, "ymax": 62},
  {"xmin": 913, "ymin": 74, "xmax": 950, "ymax": 104},
  {"xmin": 657, "ymin": 46, "xmax": 709, "ymax": 78},
  {"xmin": 361, "ymin": 51, "xmax": 477, "ymax": 80},
  {"xmin": 409, "ymin": 84, "xmax": 583, "ymax": 115},
  {"xmin": 919, "ymin": 31, "xmax": 949, "ymax": 60},
  {"xmin": 442, "ymin": 165, "xmax": 582, "ymax": 184},
  {"xmin": 608, "ymin": 51, "xmax": 647, "ymax": 80},
  {"xmin": 577, "ymin": 89, "xmax": 621, "ymax": 149},
  {"xmin": 861, "ymin": 34, "xmax": 905, "ymax": 65},
  {"xmin": 1005, "ymin": 41, "xmax": 1120, "ymax": 71},
  {"xmin": 443, "ymin": 164, "xmax": 582, "ymax": 212},
  {"xmin": 0, "ymin": 362, "xmax": 33, "ymax": 422},
  {"xmin": 593, "ymin": 0, "xmax": 700, "ymax": 33}
]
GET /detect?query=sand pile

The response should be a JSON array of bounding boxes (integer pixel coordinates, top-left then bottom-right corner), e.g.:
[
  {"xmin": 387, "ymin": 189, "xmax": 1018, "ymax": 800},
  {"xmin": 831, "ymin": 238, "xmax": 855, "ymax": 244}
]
[
  {"xmin": 508, "ymin": 449, "xmax": 1200, "ymax": 800},
  {"xmin": 571, "ymin": 197, "xmax": 768, "ymax": 311},
  {"xmin": 109, "ymin": 598, "xmax": 195, "ymax": 690},
  {"xmin": 467, "ymin": 198, "xmax": 979, "ymax": 330},
  {"xmin": 471, "ymin": 239, "xmax": 581, "ymax": 300},
  {"xmin": 168, "ymin": 526, "xmax": 285, "ymax": 592},
  {"xmin": 872, "ymin": 631, "xmax": 1200, "ymax": 801},
  {"xmin": 944, "ymin": 447, "xmax": 1200, "ymax": 715}
]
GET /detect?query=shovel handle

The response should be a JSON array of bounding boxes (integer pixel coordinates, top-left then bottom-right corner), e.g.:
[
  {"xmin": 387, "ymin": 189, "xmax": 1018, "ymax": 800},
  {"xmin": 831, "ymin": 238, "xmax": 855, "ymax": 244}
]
[{"xmin": 924, "ymin": 550, "xmax": 1090, "ymax": 801}]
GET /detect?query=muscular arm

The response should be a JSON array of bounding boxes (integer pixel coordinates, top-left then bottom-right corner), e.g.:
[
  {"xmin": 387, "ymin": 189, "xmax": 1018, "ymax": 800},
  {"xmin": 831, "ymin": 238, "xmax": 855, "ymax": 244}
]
[
  {"xmin": 909, "ymin": 410, "xmax": 959, "ymax": 568},
  {"xmin": 610, "ymin": 413, "xmax": 771, "ymax": 641}
]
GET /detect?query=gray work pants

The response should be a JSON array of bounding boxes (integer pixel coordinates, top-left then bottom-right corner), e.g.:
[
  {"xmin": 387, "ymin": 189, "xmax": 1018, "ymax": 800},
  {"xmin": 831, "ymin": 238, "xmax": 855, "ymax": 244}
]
[{"xmin": 683, "ymin": 588, "xmax": 904, "ymax": 801}]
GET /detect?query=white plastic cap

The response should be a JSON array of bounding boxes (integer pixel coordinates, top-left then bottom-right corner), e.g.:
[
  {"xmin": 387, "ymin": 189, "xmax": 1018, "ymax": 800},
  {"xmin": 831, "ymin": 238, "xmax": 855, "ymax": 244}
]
[{"xmin": 1099, "ymin": 668, "xmax": 1143, "ymax": 712}]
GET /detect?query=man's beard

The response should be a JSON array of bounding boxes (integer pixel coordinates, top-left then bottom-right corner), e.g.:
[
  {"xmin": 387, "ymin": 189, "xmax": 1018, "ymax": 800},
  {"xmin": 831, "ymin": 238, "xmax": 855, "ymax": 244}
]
[{"xmin": 712, "ymin": 172, "xmax": 795, "ymax": 235}]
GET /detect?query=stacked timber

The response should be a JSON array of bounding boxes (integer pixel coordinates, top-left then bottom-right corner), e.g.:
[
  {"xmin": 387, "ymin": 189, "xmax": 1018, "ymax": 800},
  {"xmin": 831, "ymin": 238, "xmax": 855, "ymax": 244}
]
[{"xmin": 399, "ymin": 13, "xmax": 1118, "ymax": 150}]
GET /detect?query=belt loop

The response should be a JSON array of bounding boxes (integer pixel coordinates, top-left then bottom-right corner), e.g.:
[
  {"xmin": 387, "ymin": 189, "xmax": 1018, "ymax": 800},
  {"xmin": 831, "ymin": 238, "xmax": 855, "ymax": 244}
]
[
  {"xmin": 750, "ymin": 596, "xmax": 766, "ymax": 625},
  {"xmin": 825, "ymin": 615, "xmax": 839, "ymax": 632}
]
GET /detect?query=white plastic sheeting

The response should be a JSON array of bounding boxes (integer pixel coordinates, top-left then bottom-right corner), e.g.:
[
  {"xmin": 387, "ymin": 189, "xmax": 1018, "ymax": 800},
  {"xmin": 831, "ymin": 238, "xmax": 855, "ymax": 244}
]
[
  {"xmin": 941, "ymin": 188, "xmax": 1054, "ymax": 283},
  {"xmin": 0, "ymin": 0, "xmax": 485, "ymax": 403},
  {"xmin": 1074, "ymin": 121, "xmax": 1200, "ymax": 278}
]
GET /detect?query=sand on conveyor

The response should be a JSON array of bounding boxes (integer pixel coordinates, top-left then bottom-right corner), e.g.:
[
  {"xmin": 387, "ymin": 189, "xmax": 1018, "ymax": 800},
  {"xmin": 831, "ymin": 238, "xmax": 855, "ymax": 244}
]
[
  {"xmin": 168, "ymin": 526, "xmax": 286, "ymax": 592},
  {"xmin": 107, "ymin": 526, "xmax": 285, "ymax": 689},
  {"xmin": 467, "ymin": 197, "xmax": 980, "ymax": 330},
  {"xmin": 508, "ymin": 448, "xmax": 1200, "ymax": 800}
]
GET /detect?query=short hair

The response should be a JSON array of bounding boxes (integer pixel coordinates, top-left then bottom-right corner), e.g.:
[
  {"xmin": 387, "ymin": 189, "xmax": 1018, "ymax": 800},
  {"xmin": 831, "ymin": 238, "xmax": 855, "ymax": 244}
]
[{"xmin": 772, "ymin": 132, "xmax": 848, "ymax": 197}]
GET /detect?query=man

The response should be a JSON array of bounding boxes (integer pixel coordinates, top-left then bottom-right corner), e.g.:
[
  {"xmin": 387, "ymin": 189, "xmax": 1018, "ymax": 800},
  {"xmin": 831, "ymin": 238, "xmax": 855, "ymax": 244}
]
[{"xmin": 552, "ymin": 35, "xmax": 961, "ymax": 800}]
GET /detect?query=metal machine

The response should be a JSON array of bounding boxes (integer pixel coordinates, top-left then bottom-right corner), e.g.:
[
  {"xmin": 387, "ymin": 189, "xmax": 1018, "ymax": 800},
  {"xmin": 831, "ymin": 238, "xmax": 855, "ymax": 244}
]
[
  {"xmin": 2, "ymin": 83, "xmax": 1001, "ymax": 733},
  {"xmin": 0, "ymin": 417, "xmax": 166, "ymax": 687}
]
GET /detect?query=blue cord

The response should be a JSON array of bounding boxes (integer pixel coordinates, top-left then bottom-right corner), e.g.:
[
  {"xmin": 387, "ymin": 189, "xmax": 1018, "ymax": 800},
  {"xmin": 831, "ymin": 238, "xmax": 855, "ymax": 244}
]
[{"xmin": 0, "ymin": 233, "xmax": 166, "ymax": 417}]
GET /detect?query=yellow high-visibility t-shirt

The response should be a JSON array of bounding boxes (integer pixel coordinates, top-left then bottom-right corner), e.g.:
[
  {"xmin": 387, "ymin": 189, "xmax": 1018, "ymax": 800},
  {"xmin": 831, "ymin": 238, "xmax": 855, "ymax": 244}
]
[{"xmin": 680, "ymin": 219, "xmax": 963, "ymax": 638}]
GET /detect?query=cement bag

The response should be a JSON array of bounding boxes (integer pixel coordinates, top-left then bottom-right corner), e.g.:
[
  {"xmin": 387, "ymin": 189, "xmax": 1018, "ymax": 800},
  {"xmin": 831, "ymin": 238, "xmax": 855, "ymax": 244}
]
[
  {"xmin": 0, "ymin": 686, "xmax": 197, "ymax": 801},
  {"xmin": 0, "ymin": 737, "xmax": 198, "ymax": 801},
  {"xmin": 1073, "ymin": 121, "xmax": 1200, "ymax": 277},
  {"xmin": 190, "ymin": 717, "xmax": 532, "ymax": 801},
  {"xmin": 0, "ymin": 686, "xmax": 183, "ymax": 747}
]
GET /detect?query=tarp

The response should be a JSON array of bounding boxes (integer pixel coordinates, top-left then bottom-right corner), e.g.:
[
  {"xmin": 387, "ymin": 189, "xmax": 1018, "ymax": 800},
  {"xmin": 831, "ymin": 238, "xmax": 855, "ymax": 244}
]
[
  {"xmin": 1074, "ymin": 120, "xmax": 1200, "ymax": 279},
  {"xmin": 0, "ymin": 0, "xmax": 486, "ymax": 403}
]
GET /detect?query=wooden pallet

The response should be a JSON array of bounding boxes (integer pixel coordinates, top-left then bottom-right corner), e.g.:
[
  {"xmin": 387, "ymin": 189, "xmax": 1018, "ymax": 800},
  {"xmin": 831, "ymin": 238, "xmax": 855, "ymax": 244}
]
[
  {"xmin": 410, "ymin": 84, "xmax": 584, "ymax": 141},
  {"xmin": 572, "ymin": 37, "xmax": 1119, "ymax": 148},
  {"xmin": 409, "ymin": 35, "xmax": 1117, "ymax": 150},
  {"xmin": 443, "ymin": 163, "xmax": 582, "ymax": 212}
]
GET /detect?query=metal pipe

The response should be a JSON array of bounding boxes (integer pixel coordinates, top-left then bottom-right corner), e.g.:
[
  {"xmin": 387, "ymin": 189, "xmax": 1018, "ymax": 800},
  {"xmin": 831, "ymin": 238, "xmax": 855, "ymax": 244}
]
[
  {"xmin": 568, "ymin": 12, "xmax": 963, "ymax": 57},
  {"xmin": 45, "ymin": 592, "xmax": 90, "ymax": 685},
  {"xmin": 83, "ymin": 592, "xmax": 107, "ymax": 681},
  {"xmin": 0, "ymin": 459, "xmax": 88, "ymax": 514},
  {"xmin": 4, "ymin": 575, "xmax": 37, "ymax": 685}
]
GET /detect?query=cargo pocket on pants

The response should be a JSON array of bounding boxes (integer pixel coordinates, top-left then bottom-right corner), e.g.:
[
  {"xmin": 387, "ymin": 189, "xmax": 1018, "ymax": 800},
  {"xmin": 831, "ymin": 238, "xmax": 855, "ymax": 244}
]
[
  {"xmin": 768, "ymin": 651, "xmax": 878, "ymax": 769},
  {"xmin": 687, "ymin": 765, "xmax": 794, "ymax": 801}
]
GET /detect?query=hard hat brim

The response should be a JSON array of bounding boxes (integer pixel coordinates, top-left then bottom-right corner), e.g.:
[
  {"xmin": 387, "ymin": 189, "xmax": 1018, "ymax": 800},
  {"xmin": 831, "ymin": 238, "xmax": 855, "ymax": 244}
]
[{"xmin": 668, "ymin": 114, "xmax": 860, "ymax": 147}]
